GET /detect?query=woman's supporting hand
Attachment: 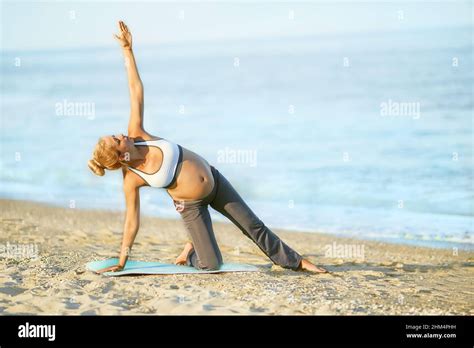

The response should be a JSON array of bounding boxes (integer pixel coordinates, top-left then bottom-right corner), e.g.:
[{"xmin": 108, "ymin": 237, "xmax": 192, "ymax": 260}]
[
  {"xmin": 96, "ymin": 265, "xmax": 124, "ymax": 274},
  {"xmin": 114, "ymin": 20, "xmax": 132, "ymax": 50}
]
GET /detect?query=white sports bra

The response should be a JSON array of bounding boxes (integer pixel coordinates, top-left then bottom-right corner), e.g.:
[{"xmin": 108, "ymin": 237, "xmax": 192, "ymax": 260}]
[{"xmin": 128, "ymin": 138, "xmax": 183, "ymax": 188}]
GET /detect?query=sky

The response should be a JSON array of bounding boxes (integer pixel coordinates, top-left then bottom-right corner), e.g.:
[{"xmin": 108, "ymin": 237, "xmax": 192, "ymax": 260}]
[{"xmin": 0, "ymin": 1, "xmax": 472, "ymax": 51}]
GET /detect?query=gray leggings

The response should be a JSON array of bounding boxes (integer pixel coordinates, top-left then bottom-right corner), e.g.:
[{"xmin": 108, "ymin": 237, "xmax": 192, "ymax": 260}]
[{"xmin": 172, "ymin": 166, "xmax": 303, "ymax": 271}]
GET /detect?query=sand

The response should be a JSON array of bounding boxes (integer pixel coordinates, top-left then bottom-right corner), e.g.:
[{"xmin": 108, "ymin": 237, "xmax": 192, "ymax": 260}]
[{"xmin": 0, "ymin": 199, "xmax": 472, "ymax": 315}]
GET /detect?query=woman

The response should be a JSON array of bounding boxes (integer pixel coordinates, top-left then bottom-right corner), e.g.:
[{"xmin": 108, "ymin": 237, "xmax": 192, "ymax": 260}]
[{"xmin": 90, "ymin": 21, "xmax": 327, "ymax": 274}]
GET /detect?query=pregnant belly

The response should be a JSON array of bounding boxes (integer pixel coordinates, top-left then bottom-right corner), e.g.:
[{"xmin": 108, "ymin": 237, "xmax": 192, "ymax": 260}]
[{"xmin": 166, "ymin": 147, "xmax": 214, "ymax": 201}]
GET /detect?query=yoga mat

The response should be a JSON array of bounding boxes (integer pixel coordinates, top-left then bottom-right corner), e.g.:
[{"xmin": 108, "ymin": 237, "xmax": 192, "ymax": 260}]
[{"xmin": 86, "ymin": 258, "xmax": 260, "ymax": 276}]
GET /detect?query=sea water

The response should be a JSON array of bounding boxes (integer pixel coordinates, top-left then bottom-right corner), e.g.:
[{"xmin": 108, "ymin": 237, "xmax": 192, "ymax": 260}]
[{"xmin": 1, "ymin": 26, "xmax": 472, "ymax": 249}]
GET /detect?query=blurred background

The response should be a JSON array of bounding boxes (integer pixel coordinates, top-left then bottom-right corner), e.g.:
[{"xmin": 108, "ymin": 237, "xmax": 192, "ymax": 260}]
[{"xmin": 1, "ymin": 1, "xmax": 472, "ymax": 249}]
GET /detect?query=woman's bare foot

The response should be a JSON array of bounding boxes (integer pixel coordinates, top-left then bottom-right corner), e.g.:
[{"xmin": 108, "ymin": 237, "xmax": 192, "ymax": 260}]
[
  {"xmin": 298, "ymin": 258, "xmax": 328, "ymax": 273},
  {"xmin": 174, "ymin": 242, "xmax": 194, "ymax": 265}
]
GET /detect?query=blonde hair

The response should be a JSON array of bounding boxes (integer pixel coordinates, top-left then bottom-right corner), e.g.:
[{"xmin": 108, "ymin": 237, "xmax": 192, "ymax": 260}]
[{"xmin": 88, "ymin": 137, "xmax": 122, "ymax": 176}]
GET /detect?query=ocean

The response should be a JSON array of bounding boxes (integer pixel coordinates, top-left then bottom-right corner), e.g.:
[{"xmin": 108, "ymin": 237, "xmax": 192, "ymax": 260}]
[{"xmin": 1, "ymin": 26, "xmax": 472, "ymax": 249}]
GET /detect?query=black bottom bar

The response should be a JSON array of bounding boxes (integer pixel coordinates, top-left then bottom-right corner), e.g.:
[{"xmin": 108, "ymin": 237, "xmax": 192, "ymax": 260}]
[{"xmin": 0, "ymin": 315, "xmax": 472, "ymax": 347}]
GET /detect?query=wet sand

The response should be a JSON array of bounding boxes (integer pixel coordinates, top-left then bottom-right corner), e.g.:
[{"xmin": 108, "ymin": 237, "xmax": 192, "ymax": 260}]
[{"xmin": 0, "ymin": 199, "xmax": 472, "ymax": 315}]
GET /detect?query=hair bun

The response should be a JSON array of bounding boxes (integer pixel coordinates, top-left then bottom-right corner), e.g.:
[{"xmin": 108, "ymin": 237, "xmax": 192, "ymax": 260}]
[{"xmin": 88, "ymin": 158, "xmax": 105, "ymax": 176}]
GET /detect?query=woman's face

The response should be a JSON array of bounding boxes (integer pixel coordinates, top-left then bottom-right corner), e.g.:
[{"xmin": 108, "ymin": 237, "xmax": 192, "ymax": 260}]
[{"xmin": 104, "ymin": 134, "xmax": 133, "ymax": 159}]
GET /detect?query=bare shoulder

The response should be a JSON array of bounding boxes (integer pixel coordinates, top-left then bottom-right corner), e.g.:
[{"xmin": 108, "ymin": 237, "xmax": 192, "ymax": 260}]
[
  {"xmin": 128, "ymin": 129, "xmax": 161, "ymax": 142},
  {"xmin": 128, "ymin": 129, "xmax": 159, "ymax": 140},
  {"xmin": 122, "ymin": 167, "xmax": 146, "ymax": 192}
]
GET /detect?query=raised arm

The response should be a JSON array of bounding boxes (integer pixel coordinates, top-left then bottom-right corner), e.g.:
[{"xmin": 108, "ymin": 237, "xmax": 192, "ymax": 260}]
[{"xmin": 114, "ymin": 20, "xmax": 147, "ymax": 137}]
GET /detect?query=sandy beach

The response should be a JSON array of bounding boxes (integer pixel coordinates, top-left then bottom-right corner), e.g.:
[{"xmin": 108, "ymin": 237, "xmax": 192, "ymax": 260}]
[{"xmin": 0, "ymin": 199, "xmax": 472, "ymax": 315}]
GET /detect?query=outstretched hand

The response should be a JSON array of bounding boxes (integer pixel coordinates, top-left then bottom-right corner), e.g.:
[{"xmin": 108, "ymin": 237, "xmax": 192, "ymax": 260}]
[
  {"xmin": 114, "ymin": 20, "xmax": 132, "ymax": 50},
  {"xmin": 96, "ymin": 265, "xmax": 124, "ymax": 274}
]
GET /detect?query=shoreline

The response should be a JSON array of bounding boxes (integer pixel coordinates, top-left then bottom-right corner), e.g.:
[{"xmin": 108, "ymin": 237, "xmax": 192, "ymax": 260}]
[
  {"xmin": 1, "ymin": 197, "xmax": 470, "ymax": 251},
  {"xmin": 1, "ymin": 198, "xmax": 472, "ymax": 315}
]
